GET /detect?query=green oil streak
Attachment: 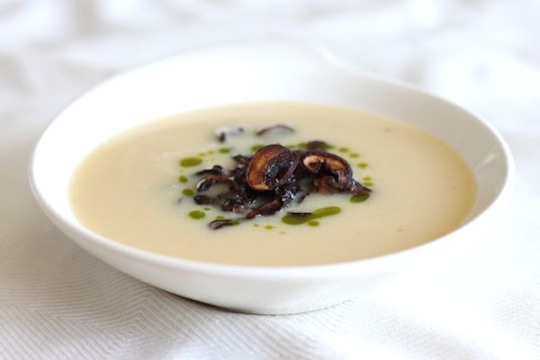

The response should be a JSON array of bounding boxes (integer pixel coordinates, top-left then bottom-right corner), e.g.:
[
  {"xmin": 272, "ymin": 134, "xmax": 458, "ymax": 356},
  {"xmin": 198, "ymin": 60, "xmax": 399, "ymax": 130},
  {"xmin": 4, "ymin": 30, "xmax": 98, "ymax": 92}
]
[
  {"xmin": 350, "ymin": 194, "xmax": 369, "ymax": 203},
  {"xmin": 218, "ymin": 147, "xmax": 231, "ymax": 154},
  {"xmin": 357, "ymin": 162, "xmax": 368, "ymax": 169},
  {"xmin": 178, "ymin": 175, "xmax": 189, "ymax": 184},
  {"xmin": 281, "ymin": 206, "xmax": 341, "ymax": 226},
  {"xmin": 180, "ymin": 157, "xmax": 203, "ymax": 167},
  {"xmin": 188, "ymin": 210, "xmax": 206, "ymax": 220},
  {"xmin": 250, "ymin": 144, "xmax": 265, "ymax": 152},
  {"xmin": 182, "ymin": 188, "xmax": 195, "ymax": 196},
  {"xmin": 264, "ymin": 225, "xmax": 275, "ymax": 230}
]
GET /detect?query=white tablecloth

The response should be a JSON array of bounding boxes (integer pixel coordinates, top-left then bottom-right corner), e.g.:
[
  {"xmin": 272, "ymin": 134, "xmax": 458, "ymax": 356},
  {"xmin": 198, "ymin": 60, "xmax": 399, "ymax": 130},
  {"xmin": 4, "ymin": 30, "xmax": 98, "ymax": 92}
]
[{"xmin": 1, "ymin": 1, "xmax": 539, "ymax": 359}]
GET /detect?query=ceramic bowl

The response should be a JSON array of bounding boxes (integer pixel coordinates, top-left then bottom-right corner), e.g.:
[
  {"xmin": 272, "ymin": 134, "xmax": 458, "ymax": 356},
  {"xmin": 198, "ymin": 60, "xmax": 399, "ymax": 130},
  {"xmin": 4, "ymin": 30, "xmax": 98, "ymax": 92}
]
[{"xmin": 29, "ymin": 39, "xmax": 514, "ymax": 314}]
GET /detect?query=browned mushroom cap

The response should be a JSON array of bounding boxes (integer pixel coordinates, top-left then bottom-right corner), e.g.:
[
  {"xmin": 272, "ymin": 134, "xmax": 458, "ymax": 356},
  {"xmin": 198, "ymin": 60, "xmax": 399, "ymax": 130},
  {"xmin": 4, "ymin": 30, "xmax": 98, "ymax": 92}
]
[
  {"xmin": 302, "ymin": 151, "xmax": 352, "ymax": 176},
  {"xmin": 246, "ymin": 144, "xmax": 297, "ymax": 191}
]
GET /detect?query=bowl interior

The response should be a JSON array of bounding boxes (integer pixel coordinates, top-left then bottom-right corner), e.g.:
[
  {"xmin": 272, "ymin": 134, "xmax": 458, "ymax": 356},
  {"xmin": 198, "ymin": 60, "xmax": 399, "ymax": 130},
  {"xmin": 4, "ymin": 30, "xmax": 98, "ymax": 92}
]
[{"xmin": 30, "ymin": 40, "xmax": 513, "ymax": 264}]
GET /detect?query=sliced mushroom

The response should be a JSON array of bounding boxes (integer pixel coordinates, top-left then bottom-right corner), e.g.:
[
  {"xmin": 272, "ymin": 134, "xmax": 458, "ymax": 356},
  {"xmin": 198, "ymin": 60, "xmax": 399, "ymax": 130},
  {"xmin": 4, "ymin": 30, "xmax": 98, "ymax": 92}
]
[
  {"xmin": 232, "ymin": 154, "xmax": 251, "ymax": 166},
  {"xmin": 246, "ymin": 198, "xmax": 283, "ymax": 219},
  {"xmin": 196, "ymin": 175, "xmax": 237, "ymax": 192},
  {"xmin": 245, "ymin": 144, "xmax": 297, "ymax": 191},
  {"xmin": 305, "ymin": 140, "xmax": 330, "ymax": 151},
  {"xmin": 208, "ymin": 219, "xmax": 241, "ymax": 230},
  {"xmin": 255, "ymin": 124, "xmax": 295, "ymax": 137},
  {"xmin": 221, "ymin": 196, "xmax": 246, "ymax": 213},
  {"xmin": 215, "ymin": 126, "xmax": 245, "ymax": 143},
  {"xmin": 195, "ymin": 165, "xmax": 225, "ymax": 177},
  {"xmin": 302, "ymin": 151, "xmax": 352, "ymax": 176},
  {"xmin": 193, "ymin": 194, "xmax": 218, "ymax": 205}
]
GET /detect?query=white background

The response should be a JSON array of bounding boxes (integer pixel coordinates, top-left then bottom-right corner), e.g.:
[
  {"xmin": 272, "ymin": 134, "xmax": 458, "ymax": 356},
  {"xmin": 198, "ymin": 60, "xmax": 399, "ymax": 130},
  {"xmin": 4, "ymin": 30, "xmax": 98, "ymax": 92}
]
[{"xmin": 1, "ymin": 1, "xmax": 539, "ymax": 359}]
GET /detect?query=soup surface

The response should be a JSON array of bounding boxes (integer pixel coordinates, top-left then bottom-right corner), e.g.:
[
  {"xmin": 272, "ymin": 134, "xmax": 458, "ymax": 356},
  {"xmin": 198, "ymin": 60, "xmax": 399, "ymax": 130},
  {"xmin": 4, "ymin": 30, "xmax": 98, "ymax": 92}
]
[{"xmin": 70, "ymin": 103, "xmax": 477, "ymax": 266}]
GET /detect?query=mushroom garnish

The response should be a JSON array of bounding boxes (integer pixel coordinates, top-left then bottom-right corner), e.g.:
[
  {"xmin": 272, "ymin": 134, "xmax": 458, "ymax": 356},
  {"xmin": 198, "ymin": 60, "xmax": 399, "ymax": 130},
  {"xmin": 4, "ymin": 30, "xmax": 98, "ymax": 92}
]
[
  {"xmin": 255, "ymin": 124, "xmax": 295, "ymax": 137},
  {"xmin": 302, "ymin": 151, "xmax": 370, "ymax": 195},
  {"xmin": 187, "ymin": 125, "xmax": 372, "ymax": 229},
  {"xmin": 246, "ymin": 144, "xmax": 297, "ymax": 191},
  {"xmin": 215, "ymin": 126, "xmax": 245, "ymax": 143}
]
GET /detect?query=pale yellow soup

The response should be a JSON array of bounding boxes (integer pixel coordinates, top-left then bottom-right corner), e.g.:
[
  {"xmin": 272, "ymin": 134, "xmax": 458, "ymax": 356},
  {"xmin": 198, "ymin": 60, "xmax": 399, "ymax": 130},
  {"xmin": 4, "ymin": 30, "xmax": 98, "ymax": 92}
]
[{"xmin": 70, "ymin": 103, "xmax": 477, "ymax": 266}]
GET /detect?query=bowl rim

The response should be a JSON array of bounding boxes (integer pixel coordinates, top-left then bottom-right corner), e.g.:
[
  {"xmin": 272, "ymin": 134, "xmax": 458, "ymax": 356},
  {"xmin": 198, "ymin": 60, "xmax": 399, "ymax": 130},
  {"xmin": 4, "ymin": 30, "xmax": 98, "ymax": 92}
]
[{"xmin": 28, "ymin": 38, "xmax": 515, "ymax": 279}]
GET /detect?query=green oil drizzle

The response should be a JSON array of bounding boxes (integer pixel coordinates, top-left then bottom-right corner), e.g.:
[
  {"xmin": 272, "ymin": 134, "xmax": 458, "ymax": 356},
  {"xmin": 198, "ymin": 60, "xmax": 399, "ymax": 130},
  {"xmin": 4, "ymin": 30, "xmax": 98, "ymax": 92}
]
[
  {"xmin": 182, "ymin": 188, "xmax": 195, "ymax": 196},
  {"xmin": 218, "ymin": 147, "xmax": 231, "ymax": 154},
  {"xmin": 357, "ymin": 162, "xmax": 369, "ymax": 169},
  {"xmin": 188, "ymin": 210, "xmax": 206, "ymax": 220},
  {"xmin": 180, "ymin": 157, "xmax": 203, "ymax": 167},
  {"xmin": 178, "ymin": 175, "xmax": 188, "ymax": 184},
  {"xmin": 250, "ymin": 144, "xmax": 265, "ymax": 152},
  {"xmin": 350, "ymin": 194, "xmax": 369, "ymax": 203},
  {"xmin": 281, "ymin": 206, "xmax": 341, "ymax": 226}
]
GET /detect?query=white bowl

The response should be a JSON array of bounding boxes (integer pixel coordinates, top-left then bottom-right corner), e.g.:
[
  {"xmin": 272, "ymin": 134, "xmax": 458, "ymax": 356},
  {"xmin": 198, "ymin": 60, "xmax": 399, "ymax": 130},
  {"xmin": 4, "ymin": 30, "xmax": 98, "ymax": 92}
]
[{"xmin": 29, "ymin": 39, "xmax": 514, "ymax": 314}]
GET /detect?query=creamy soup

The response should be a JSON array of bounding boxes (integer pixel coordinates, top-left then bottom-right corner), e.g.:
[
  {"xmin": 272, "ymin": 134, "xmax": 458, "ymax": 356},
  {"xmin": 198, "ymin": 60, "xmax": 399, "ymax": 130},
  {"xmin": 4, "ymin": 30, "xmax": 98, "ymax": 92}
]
[{"xmin": 70, "ymin": 103, "xmax": 477, "ymax": 266}]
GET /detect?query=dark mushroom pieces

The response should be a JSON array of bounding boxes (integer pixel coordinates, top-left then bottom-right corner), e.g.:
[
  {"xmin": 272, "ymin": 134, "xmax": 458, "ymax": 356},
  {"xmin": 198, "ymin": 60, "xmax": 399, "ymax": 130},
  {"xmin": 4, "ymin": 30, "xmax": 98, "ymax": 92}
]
[
  {"xmin": 255, "ymin": 124, "xmax": 295, "ymax": 137},
  {"xmin": 302, "ymin": 151, "xmax": 351, "ymax": 175},
  {"xmin": 246, "ymin": 144, "xmax": 298, "ymax": 191},
  {"xmin": 196, "ymin": 175, "xmax": 237, "ymax": 192},
  {"xmin": 302, "ymin": 151, "xmax": 371, "ymax": 195},
  {"xmin": 208, "ymin": 218, "xmax": 241, "ymax": 230},
  {"xmin": 304, "ymin": 140, "xmax": 331, "ymax": 151},
  {"xmin": 215, "ymin": 126, "xmax": 245, "ymax": 143},
  {"xmin": 195, "ymin": 165, "xmax": 225, "ymax": 177},
  {"xmin": 185, "ymin": 128, "xmax": 372, "ymax": 229}
]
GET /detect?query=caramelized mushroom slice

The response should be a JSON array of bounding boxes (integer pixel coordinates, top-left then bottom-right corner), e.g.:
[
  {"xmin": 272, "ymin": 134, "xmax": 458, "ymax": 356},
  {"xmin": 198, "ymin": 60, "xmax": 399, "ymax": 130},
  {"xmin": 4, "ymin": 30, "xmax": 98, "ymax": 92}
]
[
  {"xmin": 302, "ymin": 151, "xmax": 352, "ymax": 176},
  {"xmin": 193, "ymin": 194, "xmax": 218, "ymax": 205},
  {"xmin": 303, "ymin": 151, "xmax": 372, "ymax": 194},
  {"xmin": 195, "ymin": 165, "xmax": 225, "ymax": 177},
  {"xmin": 246, "ymin": 198, "xmax": 283, "ymax": 219},
  {"xmin": 220, "ymin": 196, "xmax": 246, "ymax": 213},
  {"xmin": 246, "ymin": 144, "xmax": 297, "ymax": 191},
  {"xmin": 208, "ymin": 219, "xmax": 241, "ymax": 230},
  {"xmin": 196, "ymin": 175, "xmax": 237, "ymax": 192},
  {"xmin": 215, "ymin": 126, "xmax": 245, "ymax": 143},
  {"xmin": 255, "ymin": 124, "xmax": 295, "ymax": 137},
  {"xmin": 305, "ymin": 140, "xmax": 331, "ymax": 151}
]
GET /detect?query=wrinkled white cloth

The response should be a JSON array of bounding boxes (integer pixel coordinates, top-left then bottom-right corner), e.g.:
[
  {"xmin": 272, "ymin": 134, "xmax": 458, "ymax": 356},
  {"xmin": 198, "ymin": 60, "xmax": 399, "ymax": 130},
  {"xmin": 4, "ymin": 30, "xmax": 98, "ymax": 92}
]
[{"xmin": 1, "ymin": 1, "xmax": 539, "ymax": 359}]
